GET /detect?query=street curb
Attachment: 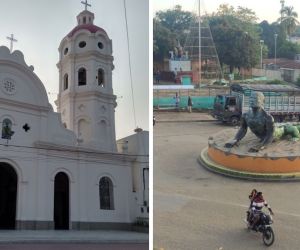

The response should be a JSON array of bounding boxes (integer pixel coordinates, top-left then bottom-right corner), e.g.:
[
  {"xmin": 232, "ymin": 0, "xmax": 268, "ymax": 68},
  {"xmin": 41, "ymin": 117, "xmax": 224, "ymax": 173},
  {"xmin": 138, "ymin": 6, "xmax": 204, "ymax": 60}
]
[
  {"xmin": 199, "ymin": 147, "xmax": 300, "ymax": 181},
  {"xmin": 0, "ymin": 231, "xmax": 148, "ymax": 244},
  {"xmin": 0, "ymin": 240, "xmax": 148, "ymax": 244}
]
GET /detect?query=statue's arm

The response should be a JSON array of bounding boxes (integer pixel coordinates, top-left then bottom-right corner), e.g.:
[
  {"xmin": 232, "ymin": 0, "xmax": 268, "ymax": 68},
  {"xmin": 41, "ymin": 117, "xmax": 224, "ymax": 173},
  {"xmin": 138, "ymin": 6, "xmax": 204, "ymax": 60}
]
[
  {"xmin": 234, "ymin": 115, "xmax": 248, "ymax": 142},
  {"xmin": 249, "ymin": 114, "xmax": 274, "ymax": 152},
  {"xmin": 261, "ymin": 114, "xmax": 274, "ymax": 146},
  {"xmin": 224, "ymin": 115, "xmax": 248, "ymax": 148}
]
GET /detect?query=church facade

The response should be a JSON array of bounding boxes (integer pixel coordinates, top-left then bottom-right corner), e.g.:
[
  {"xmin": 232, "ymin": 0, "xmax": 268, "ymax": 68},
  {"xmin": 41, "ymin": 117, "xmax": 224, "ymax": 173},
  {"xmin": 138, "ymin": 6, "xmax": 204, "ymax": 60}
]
[{"xmin": 0, "ymin": 8, "xmax": 148, "ymax": 230}]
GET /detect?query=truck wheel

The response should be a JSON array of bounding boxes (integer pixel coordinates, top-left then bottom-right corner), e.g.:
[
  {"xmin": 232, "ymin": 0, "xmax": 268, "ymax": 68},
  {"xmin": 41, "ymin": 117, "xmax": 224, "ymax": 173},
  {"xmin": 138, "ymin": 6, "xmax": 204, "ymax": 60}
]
[
  {"xmin": 274, "ymin": 115, "xmax": 283, "ymax": 123},
  {"xmin": 231, "ymin": 116, "xmax": 239, "ymax": 126}
]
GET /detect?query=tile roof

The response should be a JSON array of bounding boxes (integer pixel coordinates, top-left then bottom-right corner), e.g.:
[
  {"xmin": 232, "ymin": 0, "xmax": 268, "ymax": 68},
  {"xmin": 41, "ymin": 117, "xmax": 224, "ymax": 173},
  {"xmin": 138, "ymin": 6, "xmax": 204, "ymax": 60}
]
[{"xmin": 263, "ymin": 58, "xmax": 300, "ymax": 70}]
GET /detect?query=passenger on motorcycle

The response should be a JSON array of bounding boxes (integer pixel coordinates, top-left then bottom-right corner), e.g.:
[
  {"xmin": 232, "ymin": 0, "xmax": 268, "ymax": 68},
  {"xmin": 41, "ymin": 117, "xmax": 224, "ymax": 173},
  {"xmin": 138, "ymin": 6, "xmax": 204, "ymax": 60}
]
[
  {"xmin": 249, "ymin": 189, "xmax": 257, "ymax": 205},
  {"xmin": 250, "ymin": 192, "xmax": 274, "ymax": 231},
  {"xmin": 247, "ymin": 189, "xmax": 257, "ymax": 221}
]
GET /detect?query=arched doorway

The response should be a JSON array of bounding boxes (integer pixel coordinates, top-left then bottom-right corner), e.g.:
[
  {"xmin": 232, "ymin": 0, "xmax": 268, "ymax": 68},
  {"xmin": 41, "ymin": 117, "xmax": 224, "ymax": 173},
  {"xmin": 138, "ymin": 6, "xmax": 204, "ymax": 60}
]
[
  {"xmin": 54, "ymin": 172, "xmax": 69, "ymax": 229},
  {"xmin": 0, "ymin": 162, "xmax": 17, "ymax": 229}
]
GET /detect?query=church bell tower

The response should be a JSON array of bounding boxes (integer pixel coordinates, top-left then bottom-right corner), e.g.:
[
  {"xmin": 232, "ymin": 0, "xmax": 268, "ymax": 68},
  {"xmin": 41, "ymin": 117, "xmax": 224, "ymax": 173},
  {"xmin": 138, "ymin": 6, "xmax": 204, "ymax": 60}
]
[{"xmin": 56, "ymin": 3, "xmax": 117, "ymax": 152}]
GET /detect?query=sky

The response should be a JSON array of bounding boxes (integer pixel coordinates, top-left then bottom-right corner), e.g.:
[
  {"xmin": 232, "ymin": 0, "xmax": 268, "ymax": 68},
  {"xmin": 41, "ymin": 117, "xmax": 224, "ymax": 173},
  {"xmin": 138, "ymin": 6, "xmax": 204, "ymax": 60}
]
[
  {"xmin": 0, "ymin": 0, "xmax": 149, "ymax": 140},
  {"xmin": 153, "ymin": 0, "xmax": 300, "ymax": 23}
]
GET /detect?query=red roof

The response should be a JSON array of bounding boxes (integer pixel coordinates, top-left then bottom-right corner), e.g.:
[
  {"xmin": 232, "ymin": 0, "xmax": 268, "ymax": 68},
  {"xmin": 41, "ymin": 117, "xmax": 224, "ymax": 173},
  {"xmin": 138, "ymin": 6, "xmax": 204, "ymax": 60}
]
[
  {"xmin": 67, "ymin": 24, "xmax": 107, "ymax": 38},
  {"xmin": 263, "ymin": 58, "xmax": 300, "ymax": 70}
]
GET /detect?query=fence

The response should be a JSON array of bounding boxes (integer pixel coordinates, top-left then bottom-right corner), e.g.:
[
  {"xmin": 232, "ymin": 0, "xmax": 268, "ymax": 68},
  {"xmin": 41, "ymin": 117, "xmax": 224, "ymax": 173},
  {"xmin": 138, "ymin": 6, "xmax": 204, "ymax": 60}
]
[{"xmin": 153, "ymin": 87, "xmax": 229, "ymax": 110}]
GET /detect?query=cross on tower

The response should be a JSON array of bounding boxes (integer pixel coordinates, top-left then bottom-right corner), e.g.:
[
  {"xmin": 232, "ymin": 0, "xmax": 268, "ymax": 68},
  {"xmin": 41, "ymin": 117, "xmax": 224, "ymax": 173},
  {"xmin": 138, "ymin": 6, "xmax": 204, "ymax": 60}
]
[
  {"xmin": 6, "ymin": 34, "xmax": 17, "ymax": 52},
  {"xmin": 81, "ymin": 0, "xmax": 91, "ymax": 11}
]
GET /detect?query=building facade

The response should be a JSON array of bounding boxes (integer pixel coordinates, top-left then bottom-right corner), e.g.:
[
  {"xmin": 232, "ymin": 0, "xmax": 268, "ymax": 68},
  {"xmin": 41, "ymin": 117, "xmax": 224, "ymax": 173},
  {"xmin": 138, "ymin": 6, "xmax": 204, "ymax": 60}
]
[{"xmin": 0, "ymin": 8, "xmax": 148, "ymax": 230}]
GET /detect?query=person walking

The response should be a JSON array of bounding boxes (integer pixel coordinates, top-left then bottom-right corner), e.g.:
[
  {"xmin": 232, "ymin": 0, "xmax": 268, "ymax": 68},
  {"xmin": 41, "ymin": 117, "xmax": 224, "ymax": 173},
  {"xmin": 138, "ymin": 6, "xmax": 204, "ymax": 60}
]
[
  {"xmin": 155, "ymin": 70, "xmax": 160, "ymax": 84},
  {"xmin": 174, "ymin": 92, "xmax": 180, "ymax": 111},
  {"xmin": 187, "ymin": 96, "xmax": 193, "ymax": 113}
]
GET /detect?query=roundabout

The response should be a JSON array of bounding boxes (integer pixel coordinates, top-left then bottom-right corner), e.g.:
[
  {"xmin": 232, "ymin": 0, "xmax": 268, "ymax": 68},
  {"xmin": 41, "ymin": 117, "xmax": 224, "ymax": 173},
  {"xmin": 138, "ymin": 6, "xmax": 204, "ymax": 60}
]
[{"xmin": 199, "ymin": 128, "xmax": 300, "ymax": 181}]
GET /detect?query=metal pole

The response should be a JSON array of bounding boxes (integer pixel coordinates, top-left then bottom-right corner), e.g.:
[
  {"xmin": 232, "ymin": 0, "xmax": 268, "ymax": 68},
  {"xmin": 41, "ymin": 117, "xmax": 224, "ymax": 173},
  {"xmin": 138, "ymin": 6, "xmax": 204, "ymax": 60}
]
[
  {"xmin": 198, "ymin": 0, "xmax": 201, "ymax": 88},
  {"xmin": 274, "ymin": 33, "xmax": 278, "ymax": 68},
  {"xmin": 260, "ymin": 40, "xmax": 264, "ymax": 69}
]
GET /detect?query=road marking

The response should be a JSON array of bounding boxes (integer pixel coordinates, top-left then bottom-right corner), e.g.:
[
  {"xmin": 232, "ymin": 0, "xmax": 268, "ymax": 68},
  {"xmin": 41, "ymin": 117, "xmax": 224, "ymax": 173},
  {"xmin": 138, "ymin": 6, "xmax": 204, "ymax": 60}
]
[{"xmin": 155, "ymin": 191, "xmax": 300, "ymax": 218}]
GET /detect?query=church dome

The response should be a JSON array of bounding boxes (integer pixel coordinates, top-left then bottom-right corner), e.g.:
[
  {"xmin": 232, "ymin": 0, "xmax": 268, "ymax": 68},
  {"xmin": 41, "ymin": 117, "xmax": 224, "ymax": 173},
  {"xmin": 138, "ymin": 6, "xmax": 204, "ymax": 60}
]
[
  {"xmin": 58, "ymin": 8, "xmax": 112, "ymax": 61},
  {"xmin": 66, "ymin": 10, "xmax": 107, "ymax": 38},
  {"xmin": 67, "ymin": 23, "xmax": 107, "ymax": 38}
]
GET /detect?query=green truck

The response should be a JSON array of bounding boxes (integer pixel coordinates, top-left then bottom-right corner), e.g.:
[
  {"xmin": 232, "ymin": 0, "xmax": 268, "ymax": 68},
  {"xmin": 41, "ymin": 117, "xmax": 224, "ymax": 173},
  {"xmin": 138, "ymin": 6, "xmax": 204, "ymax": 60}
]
[{"xmin": 212, "ymin": 84, "xmax": 300, "ymax": 125}]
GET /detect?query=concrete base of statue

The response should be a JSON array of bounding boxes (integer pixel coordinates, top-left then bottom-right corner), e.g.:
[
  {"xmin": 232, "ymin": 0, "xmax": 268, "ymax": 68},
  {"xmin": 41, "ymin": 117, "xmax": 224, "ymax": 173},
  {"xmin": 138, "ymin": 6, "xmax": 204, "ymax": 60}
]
[{"xmin": 199, "ymin": 128, "xmax": 300, "ymax": 181}]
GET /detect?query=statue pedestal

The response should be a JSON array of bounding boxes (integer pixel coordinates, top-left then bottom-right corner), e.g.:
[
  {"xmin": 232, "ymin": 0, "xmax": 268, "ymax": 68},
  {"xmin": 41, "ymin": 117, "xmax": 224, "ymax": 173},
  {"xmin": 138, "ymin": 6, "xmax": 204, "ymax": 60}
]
[
  {"xmin": 199, "ymin": 128, "xmax": 300, "ymax": 180},
  {"xmin": 169, "ymin": 59, "xmax": 191, "ymax": 72}
]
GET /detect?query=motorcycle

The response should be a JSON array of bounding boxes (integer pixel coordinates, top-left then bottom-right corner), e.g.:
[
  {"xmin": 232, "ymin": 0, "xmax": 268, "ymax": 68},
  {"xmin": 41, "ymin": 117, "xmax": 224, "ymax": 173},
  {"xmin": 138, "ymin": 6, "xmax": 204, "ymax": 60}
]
[{"xmin": 244, "ymin": 210, "xmax": 275, "ymax": 246}]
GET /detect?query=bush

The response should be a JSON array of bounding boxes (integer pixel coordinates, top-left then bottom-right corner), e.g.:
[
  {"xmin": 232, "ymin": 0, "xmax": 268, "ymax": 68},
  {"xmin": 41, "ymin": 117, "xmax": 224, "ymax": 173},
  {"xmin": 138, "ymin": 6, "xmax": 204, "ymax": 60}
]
[
  {"xmin": 266, "ymin": 79, "xmax": 286, "ymax": 85},
  {"xmin": 213, "ymin": 81, "xmax": 227, "ymax": 86}
]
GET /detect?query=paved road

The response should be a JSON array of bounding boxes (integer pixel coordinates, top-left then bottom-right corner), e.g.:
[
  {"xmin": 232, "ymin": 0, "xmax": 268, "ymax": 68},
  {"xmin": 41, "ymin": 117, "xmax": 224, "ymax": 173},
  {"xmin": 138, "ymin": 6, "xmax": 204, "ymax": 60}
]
[
  {"xmin": 0, "ymin": 243, "xmax": 147, "ymax": 250},
  {"xmin": 154, "ymin": 119, "xmax": 300, "ymax": 250}
]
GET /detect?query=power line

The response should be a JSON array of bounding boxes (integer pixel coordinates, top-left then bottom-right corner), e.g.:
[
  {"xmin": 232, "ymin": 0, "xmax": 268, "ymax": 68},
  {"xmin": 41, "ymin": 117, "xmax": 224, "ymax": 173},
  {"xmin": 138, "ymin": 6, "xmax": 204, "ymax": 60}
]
[{"xmin": 123, "ymin": 0, "xmax": 137, "ymax": 128}]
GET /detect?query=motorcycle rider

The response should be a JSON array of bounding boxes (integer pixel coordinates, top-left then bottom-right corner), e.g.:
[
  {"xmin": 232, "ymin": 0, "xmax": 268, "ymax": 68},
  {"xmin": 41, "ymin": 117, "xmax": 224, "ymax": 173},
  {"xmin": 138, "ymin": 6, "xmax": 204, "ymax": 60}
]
[{"xmin": 250, "ymin": 192, "xmax": 274, "ymax": 231}]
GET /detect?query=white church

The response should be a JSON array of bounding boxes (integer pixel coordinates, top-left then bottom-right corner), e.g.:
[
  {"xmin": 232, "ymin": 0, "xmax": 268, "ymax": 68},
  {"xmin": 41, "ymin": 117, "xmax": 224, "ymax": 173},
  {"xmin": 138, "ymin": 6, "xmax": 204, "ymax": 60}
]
[{"xmin": 0, "ymin": 5, "xmax": 149, "ymax": 230}]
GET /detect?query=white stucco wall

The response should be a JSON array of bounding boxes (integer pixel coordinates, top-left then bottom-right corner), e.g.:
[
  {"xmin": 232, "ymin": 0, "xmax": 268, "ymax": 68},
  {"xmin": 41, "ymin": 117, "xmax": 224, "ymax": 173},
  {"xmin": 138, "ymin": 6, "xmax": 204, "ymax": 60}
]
[
  {"xmin": 0, "ymin": 45, "xmax": 141, "ymax": 228},
  {"xmin": 0, "ymin": 147, "xmax": 135, "ymax": 225},
  {"xmin": 117, "ymin": 131, "xmax": 149, "ymax": 219}
]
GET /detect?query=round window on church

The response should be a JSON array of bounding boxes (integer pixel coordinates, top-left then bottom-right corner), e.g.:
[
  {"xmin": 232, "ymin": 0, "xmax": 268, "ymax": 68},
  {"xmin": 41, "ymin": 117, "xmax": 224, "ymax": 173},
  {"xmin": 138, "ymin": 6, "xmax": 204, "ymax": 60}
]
[
  {"xmin": 2, "ymin": 78, "xmax": 17, "ymax": 95},
  {"xmin": 64, "ymin": 48, "xmax": 68, "ymax": 55},
  {"xmin": 98, "ymin": 42, "xmax": 103, "ymax": 49},
  {"xmin": 79, "ymin": 41, "xmax": 86, "ymax": 48}
]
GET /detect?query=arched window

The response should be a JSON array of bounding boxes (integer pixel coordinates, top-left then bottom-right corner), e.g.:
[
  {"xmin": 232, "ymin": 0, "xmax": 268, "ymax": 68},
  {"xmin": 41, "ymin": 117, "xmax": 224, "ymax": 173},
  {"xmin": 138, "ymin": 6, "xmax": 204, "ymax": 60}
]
[
  {"xmin": 98, "ymin": 68, "xmax": 105, "ymax": 87},
  {"xmin": 63, "ymin": 74, "xmax": 68, "ymax": 90},
  {"xmin": 83, "ymin": 16, "xmax": 86, "ymax": 24},
  {"xmin": 2, "ymin": 119, "xmax": 14, "ymax": 139},
  {"xmin": 78, "ymin": 68, "xmax": 86, "ymax": 86},
  {"xmin": 99, "ymin": 177, "xmax": 114, "ymax": 210}
]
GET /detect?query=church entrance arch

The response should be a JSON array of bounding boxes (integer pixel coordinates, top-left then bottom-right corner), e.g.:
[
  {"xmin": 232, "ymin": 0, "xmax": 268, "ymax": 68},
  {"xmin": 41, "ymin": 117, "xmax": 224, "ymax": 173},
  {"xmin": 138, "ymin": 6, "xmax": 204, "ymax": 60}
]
[
  {"xmin": 0, "ymin": 162, "xmax": 17, "ymax": 229},
  {"xmin": 54, "ymin": 172, "xmax": 69, "ymax": 229}
]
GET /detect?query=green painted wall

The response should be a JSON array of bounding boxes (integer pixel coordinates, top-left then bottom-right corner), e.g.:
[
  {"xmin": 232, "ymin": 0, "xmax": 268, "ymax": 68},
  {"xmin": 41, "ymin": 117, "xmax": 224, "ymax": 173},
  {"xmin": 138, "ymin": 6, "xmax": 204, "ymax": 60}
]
[{"xmin": 153, "ymin": 96, "xmax": 215, "ymax": 110}]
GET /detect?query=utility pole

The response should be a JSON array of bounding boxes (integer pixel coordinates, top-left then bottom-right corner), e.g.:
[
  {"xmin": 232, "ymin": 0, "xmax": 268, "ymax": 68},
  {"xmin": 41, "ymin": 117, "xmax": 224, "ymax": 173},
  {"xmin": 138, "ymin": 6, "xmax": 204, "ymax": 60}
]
[
  {"xmin": 260, "ymin": 40, "xmax": 264, "ymax": 69},
  {"xmin": 198, "ymin": 0, "xmax": 201, "ymax": 88},
  {"xmin": 274, "ymin": 34, "xmax": 278, "ymax": 68}
]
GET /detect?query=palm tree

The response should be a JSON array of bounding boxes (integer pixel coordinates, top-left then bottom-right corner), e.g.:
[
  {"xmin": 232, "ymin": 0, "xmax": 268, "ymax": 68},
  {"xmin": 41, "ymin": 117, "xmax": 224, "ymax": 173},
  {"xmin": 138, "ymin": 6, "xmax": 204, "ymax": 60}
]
[{"xmin": 280, "ymin": 6, "xmax": 299, "ymax": 40}]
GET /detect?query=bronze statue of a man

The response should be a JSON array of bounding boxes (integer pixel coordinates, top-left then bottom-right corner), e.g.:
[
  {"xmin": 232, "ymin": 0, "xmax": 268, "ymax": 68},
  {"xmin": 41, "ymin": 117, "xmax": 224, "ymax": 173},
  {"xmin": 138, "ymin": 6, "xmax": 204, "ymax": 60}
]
[
  {"xmin": 225, "ymin": 91, "xmax": 300, "ymax": 152},
  {"xmin": 225, "ymin": 92, "xmax": 274, "ymax": 152}
]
